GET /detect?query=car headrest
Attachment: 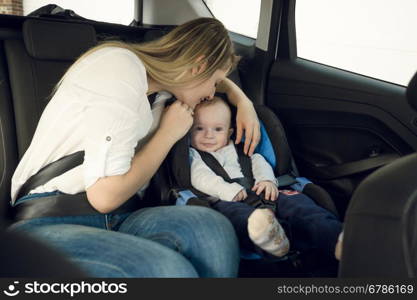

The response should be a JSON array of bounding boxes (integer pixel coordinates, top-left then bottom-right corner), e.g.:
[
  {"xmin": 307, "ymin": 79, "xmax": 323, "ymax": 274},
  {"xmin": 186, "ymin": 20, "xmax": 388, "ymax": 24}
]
[
  {"xmin": 142, "ymin": 29, "xmax": 167, "ymax": 42},
  {"xmin": 23, "ymin": 19, "xmax": 97, "ymax": 61},
  {"xmin": 407, "ymin": 71, "xmax": 417, "ymax": 111}
]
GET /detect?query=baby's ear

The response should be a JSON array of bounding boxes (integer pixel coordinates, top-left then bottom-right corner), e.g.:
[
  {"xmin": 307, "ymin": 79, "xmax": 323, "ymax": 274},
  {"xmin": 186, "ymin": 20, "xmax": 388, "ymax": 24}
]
[{"xmin": 228, "ymin": 128, "xmax": 234, "ymax": 138}]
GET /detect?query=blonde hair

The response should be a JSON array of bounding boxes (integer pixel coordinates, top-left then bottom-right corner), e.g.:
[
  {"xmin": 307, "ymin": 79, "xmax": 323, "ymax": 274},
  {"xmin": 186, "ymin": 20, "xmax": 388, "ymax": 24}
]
[{"xmin": 73, "ymin": 18, "xmax": 238, "ymax": 87}]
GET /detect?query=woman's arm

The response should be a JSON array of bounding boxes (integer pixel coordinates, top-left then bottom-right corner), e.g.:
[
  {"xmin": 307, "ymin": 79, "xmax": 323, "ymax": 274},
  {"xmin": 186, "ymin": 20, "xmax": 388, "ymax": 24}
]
[
  {"xmin": 217, "ymin": 78, "xmax": 260, "ymax": 156},
  {"xmin": 86, "ymin": 101, "xmax": 193, "ymax": 213}
]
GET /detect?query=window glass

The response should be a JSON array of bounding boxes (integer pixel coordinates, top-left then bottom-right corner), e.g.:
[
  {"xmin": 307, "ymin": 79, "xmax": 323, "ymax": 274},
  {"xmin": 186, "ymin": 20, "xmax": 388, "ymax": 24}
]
[
  {"xmin": 22, "ymin": 0, "xmax": 134, "ymax": 25},
  {"xmin": 204, "ymin": 0, "xmax": 261, "ymax": 38},
  {"xmin": 296, "ymin": 0, "xmax": 417, "ymax": 86}
]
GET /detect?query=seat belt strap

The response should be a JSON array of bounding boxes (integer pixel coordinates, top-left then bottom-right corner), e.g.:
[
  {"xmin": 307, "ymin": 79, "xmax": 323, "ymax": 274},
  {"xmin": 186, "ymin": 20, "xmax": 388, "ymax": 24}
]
[
  {"xmin": 196, "ymin": 149, "xmax": 233, "ymax": 182},
  {"xmin": 16, "ymin": 151, "xmax": 84, "ymax": 200},
  {"xmin": 195, "ymin": 144, "xmax": 256, "ymax": 191},
  {"xmin": 15, "ymin": 93, "xmax": 162, "ymax": 201},
  {"xmin": 235, "ymin": 143, "xmax": 254, "ymax": 185},
  {"xmin": 276, "ymin": 174, "xmax": 298, "ymax": 188}
]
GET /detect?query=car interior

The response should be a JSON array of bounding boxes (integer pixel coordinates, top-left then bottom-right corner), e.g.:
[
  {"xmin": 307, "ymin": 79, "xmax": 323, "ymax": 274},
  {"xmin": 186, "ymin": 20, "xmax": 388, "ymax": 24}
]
[{"xmin": 0, "ymin": 0, "xmax": 416, "ymax": 278}]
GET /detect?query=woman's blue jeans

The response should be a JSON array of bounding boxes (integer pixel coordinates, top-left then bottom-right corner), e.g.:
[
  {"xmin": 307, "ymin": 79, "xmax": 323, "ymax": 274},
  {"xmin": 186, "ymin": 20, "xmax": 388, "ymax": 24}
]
[{"xmin": 8, "ymin": 194, "xmax": 239, "ymax": 278}]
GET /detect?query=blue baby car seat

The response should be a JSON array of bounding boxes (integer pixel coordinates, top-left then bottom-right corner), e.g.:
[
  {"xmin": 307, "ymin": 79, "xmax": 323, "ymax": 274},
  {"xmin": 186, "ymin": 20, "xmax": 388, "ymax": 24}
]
[
  {"xmin": 150, "ymin": 95, "xmax": 339, "ymax": 277},
  {"xmin": 167, "ymin": 97, "xmax": 338, "ymax": 215}
]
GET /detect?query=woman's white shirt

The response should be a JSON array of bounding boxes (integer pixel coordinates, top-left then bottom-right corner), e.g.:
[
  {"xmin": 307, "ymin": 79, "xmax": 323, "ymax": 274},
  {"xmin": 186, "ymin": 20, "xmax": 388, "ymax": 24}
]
[{"xmin": 11, "ymin": 47, "xmax": 167, "ymax": 203}]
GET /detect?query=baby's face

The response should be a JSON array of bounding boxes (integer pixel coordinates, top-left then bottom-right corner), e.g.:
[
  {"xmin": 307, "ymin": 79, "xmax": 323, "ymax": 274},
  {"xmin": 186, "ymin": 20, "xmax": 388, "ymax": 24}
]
[{"xmin": 191, "ymin": 101, "xmax": 232, "ymax": 152}]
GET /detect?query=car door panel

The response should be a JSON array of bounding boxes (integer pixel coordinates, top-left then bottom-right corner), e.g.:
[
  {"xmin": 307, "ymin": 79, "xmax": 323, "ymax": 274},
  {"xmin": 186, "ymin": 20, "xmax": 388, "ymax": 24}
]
[{"xmin": 266, "ymin": 58, "xmax": 417, "ymax": 216}]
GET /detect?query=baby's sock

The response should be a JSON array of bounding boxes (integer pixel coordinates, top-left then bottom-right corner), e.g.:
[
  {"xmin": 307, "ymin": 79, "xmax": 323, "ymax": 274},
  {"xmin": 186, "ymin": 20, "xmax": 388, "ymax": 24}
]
[{"xmin": 247, "ymin": 208, "xmax": 289, "ymax": 257}]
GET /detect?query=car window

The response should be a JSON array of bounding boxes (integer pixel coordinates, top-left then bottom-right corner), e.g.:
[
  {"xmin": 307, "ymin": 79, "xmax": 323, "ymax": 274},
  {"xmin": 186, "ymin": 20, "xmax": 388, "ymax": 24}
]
[
  {"xmin": 203, "ymin": 0, "xmax": 261, "ymax": 39},
  {"xmin": 0, "ymin": 0, "xmax": 134, "ymax": 25},
  {"xmin": 296, "ymin": 0, "xmax": 417, "ymax": 86}
]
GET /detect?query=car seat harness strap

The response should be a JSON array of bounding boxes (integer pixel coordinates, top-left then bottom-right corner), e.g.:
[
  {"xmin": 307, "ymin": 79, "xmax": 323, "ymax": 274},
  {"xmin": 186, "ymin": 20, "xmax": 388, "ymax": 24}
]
[{"xmin": 195, "ymin": 144, "xmax": 276, "ymax": 211}]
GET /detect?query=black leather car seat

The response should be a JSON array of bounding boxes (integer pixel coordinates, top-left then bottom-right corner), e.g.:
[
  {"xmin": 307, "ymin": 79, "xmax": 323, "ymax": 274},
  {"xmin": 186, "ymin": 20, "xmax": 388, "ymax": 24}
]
[
  {"xmin": 339, "ymin": 71, "xmax": 417, "ymax": 277},
  {"xmin": 4, "ymin": 19, "xmax": 97, "ymax": 158}
]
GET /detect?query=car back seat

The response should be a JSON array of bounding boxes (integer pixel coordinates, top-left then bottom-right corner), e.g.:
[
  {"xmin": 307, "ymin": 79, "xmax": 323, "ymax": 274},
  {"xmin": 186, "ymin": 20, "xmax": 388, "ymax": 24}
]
[
  {"xmin": 0, "ymin": 25, "xmax": 20, "ymax": 221},
  {"xmin": 0, "ymin": 18, "xmax": 97, "ymax": 223},
  {"xmin": 0, "ymin": 16, "xmax": 174, "ymax": 223},
  {"xmin": 0, "ymin": 15, "xmax": 341, "ymax": 277},
  {"xmin": 4, "ymin": 19, "xmax": 97, "ymax": 158}
]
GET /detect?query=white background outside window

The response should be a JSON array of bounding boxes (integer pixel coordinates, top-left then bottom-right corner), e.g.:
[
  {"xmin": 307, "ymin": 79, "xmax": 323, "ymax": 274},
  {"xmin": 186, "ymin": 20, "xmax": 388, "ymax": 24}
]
[
  {"xmin": 23, "ymin": 0, "xmax": 134, "ymax": 25},
  {"xmin": 296, "ymin": 0, "xmax": 417, "ymax": 86},
  {"xmin": 204, "ymin": 0, "xmax": 261, "ymax": 39},
  {"xmin": 22, "ymin": 0, "xmax": 417, "ymax": 86}
]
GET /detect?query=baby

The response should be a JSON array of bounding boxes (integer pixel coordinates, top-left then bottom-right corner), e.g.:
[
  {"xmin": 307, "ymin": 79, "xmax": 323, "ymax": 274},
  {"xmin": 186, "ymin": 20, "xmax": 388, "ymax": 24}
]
[{"xmin": 189, "ymin": 96, "xmax": 289, "ymax": 257}]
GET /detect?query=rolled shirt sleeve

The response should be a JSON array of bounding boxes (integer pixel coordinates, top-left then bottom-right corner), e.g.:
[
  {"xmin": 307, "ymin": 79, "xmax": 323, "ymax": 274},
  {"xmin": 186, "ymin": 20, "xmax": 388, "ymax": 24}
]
[
  {"xmin": 82, "ymin": 105, "xmax": 152, "ymax": 189},
  {"xmin": 70, "ymin": 47, "xmax": 153, "ymax": 188},
  {"xmin": 10, "ymin": 47, "xmax": 155, "ymax": 200},
  {"xmin": 251, "ymin": 153, "xmax": 278, "ymax": 186}
]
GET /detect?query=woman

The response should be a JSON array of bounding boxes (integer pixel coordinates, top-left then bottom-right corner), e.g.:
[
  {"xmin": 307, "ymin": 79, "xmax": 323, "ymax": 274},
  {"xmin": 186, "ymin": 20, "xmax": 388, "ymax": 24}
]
[{"xmin": 9, "ymin": 18, "xmax": 261, "ymax": 277}]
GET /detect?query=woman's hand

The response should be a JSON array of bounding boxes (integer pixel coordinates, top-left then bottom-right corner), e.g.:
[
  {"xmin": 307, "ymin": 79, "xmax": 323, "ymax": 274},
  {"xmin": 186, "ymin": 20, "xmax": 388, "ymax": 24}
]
[
  {"xmin": 235, "ymin": 100, "xmax": 260, "ymax": 156},
  {"xmin": 217, "ymin": 78, "xmax": 260, "ymax": 156},
  {"xmin": 158, "ymin": 100, "xmax": 194, "ymax": 142},
  {"xmin": 88, "ymin": 100, "xmax": 194, "ymax": 213},
  {"xmin": 252, "ymin": 180, "xmax": 279, "ymax": 201}
]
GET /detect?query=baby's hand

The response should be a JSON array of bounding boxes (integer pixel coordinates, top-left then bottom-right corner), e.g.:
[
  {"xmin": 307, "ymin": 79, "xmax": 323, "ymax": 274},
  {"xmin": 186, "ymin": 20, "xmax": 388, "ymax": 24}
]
[
  {"xmin": 232, "ymin": 189, "xmax": 247, "ymax": 202},
  {"xmin": 252, "ymin": 180, "xmax": 279, "ymax": 201}
]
